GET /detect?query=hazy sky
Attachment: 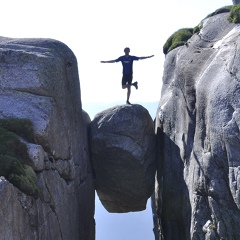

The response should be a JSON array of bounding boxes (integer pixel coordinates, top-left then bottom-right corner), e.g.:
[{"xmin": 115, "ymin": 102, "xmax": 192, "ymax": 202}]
[
  {"xmin": 0, "ymin": 0, "xmax": 233, "ymax": 239},
  {"xmin": 0, "ymin": 0, "xmax": 233, "ymax": 105}
]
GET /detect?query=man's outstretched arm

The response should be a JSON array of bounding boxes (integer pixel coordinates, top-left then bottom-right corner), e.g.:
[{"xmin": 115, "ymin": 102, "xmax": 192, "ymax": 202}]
[
  {"xmin": 100, "ymin": 60, "xmax": 116, "ymax": 63},
  {"xmin": 138, "ymin": 55, "xmax": 154, "ymax": 60}
]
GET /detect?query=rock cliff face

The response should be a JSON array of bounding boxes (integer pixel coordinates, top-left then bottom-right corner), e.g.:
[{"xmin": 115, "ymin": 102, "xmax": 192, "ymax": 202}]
[
  {"xmin": 0, "ymin": 37, "xmax": 95, "ymax": 240},
  {"xmin": 4, "ymin": 8, "xmax": 240, "ymax": 240},
  {"xmin": 90, "ymin": 104, "xmax": 156, "ymax": 213},
  {"xmin": 153, "ymin": 13, "xmax": 240, "ymax": 240}
]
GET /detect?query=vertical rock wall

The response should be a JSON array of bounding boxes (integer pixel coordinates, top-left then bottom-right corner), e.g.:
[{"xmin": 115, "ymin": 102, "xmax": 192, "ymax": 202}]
[
  {"xmin": 0, "ymin": 37, "xmax": 95, "ymax": 240},
  {"xmin": 154, "ymin": 13, "xmax": 240, "ymax": 239}
]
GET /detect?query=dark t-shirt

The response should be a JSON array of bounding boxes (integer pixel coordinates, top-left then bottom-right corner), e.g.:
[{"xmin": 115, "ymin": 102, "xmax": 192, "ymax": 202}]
[{"xmin": 115, "ymin": 55, "xmax": 139, "ymax": 74}]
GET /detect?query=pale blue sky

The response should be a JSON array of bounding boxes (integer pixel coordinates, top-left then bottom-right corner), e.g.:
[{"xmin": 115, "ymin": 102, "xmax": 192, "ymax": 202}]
[{"xmin": 0, "ymin": 0, "xmax": 233, "ymax": 239}]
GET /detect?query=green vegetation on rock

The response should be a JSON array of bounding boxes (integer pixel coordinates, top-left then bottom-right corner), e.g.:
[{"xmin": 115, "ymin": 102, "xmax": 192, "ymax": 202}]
[
  {"xmin": 163, "ymin": 5, "xmax": 234, "ymax": 55},
  {"xmin": 206, "ymin": 5, "xmax": 232, "ymax": 18},
  {"xmin": 227, "ymin": 4, "xmax": 240, "ymax": 23},
  {"xmin": 163, "ymin": 28, "xmax": 193, "ymax": 55},
  {"xmin": 0, "ymin": 118, "xmax": 39, "ymax": 198},
  {"xmin": 193, "ymin": 25, "xmax": 203, "ymax": 34},
  {"xmin": 8, "ymin": 165, "xmax": 39, "ymax": 197},
  {"xmin": 0, "ymin": 118, "xmax": 34, "ymax": 142}
]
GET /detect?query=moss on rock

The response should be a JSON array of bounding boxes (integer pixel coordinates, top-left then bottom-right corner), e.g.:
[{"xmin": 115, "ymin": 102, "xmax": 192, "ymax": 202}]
[
  {"xmin": 8, "ymin": 165, "xmax": 39, "ymax": 197},
  {"xmin": 227, "ymin": 4, "xmax": 240, "ymax": 23},
  {"xmin": 163, "ymin": 28, "xmax": 193, "ymax": 55},
  {"xmin": 193, "ymin": 24, "xmax": 203, "ymax": 34},
  {"xmin": 0, "ymin": 118, "xmax": 34, "ymax": 142},
  {"xmin": 163, "ymin": 5, "xmax": 233, "ymax": 55},
  {"xmin": 0, "ymin": 118, "xmax": 39, "ymax": 198},
  {"xmin": 0, "ymin": 126, "xmax": 31, "ymax": 163},
  {"xmin": 206, "ymin": 5, "xmax": 232, "ymax": 18}
]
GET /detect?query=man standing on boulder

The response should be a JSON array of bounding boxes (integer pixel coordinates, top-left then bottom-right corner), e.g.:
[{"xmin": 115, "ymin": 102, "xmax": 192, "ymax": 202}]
[{"xmin": 101, "ymin": 47, "xmax": 154, "ymax": 104}]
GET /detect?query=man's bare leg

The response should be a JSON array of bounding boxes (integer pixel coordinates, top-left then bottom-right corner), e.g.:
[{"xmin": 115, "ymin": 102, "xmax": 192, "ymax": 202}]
[{"xmin": 122, "ymin": 84, "xmax": 131, "ymax": 104}]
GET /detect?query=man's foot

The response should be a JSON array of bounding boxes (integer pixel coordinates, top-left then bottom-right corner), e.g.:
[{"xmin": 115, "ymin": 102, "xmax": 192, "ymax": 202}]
[
  {"xmin": 132, "ymin": 81, "xmax": 138, "ymax": 90},
  {"xmin": 126, "ymin": 100, "xmax": 131, "ymax": 104}
]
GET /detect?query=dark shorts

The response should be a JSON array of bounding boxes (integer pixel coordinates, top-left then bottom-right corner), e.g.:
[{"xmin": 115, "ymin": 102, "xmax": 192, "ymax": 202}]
[{"xmin": 122, "ymin": 74, "xmax": 133, "ymax": 85}]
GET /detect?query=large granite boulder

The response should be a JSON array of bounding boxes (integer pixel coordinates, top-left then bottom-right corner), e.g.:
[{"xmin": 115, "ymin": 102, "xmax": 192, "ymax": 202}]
[
  {"xmin": 0, "ymin": 37, "xmax": 95, "ymax": 240},
  {"xmin": 90, "ymin": 104, "xmax": 156, "ymax": 213},
  {"xmin": 153, "ymin": 13, "xmax": 240, "ymax": 240}
]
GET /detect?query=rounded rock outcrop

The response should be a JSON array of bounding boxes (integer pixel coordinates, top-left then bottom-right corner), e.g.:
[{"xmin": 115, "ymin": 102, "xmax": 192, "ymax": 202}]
[
  {"xmin": 0, "ymin": 36, "xmax": 95, "ymax": 240},
  {"xmin": 90, "ymin": 104, "xmax": 156, "ymax": 213}
]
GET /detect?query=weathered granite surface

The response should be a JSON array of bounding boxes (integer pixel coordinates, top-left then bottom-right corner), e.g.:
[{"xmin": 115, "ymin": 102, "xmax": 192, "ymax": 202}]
[
  {"xmin": 153, "ymin": 13, "xmax": 240, "ymax": 239},
  {"xmin": 90, "ymin": 104, "xmax": 156, "ymax": 213},
  {"xmin": 0, "ymin": 37, "xmax": 95, "ymax": 240}
]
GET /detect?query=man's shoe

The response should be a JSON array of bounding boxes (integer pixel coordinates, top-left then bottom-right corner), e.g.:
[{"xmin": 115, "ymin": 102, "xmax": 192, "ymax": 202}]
[
  {"xmin": 126, "ymin": 100, "xmax": 131, "ymax": 104},
  {"xmin": 133, "ymin": 81, "xmax": 138, "ymax": 89}
]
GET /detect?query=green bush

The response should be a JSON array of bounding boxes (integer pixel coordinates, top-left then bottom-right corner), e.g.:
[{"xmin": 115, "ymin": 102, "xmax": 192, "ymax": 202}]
[
  {"xmin": 227, "ymin": 4, "xmax": 240, "ymax": 23},
  {"xmin": 0, "ymin": 118, "xmax": 39, "ymax": 198},
  {"xmin": 163, "ymin": 28, "xmax": 193, "ymax": 54}
]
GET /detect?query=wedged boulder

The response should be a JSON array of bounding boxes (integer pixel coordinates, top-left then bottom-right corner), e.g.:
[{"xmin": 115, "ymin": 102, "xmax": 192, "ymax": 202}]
[
  {"xmin": 90, "ymin": 104, "xmax": 156, "ymax": 213},
  {"xmin": 153, "ymin": 12, "xmax": 240, "ymax": 240},
  {"xmin": 0, "ymin": 37, "xmax": 95, "ymax": 240}
]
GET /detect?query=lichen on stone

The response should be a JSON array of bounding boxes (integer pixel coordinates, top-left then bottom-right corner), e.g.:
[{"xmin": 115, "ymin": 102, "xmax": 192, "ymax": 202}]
[{"xmin": 0, "ymin": 118, "xmax": 39, "ymax": 197}]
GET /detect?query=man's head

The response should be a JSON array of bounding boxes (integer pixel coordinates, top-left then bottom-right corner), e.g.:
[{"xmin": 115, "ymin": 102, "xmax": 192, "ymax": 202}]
[{"xmin": 124, "ymin": 47, "xmax": 130, "ymax": 55}]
